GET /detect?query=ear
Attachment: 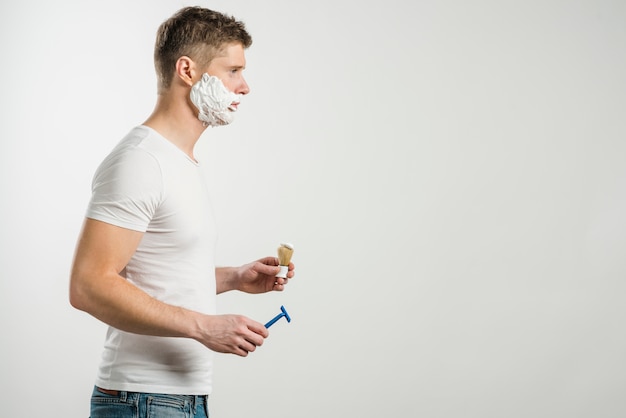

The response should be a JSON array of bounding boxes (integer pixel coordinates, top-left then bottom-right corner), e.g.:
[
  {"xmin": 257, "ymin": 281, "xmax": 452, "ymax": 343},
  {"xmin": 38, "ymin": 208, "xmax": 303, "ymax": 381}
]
[{"xmin": 175, "ymin": 56, "xmax": 196, "ymax": 87}]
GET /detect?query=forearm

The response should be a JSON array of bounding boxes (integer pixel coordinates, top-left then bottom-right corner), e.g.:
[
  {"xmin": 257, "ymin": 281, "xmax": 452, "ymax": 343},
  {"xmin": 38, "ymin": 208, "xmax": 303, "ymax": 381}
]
[
  {"xmin": 70, "ymin": 269, "xmax": 202, "ymax": 340},
  {"xmin": 215, "ymin": 266, "xmax": 240, "ymax": 294}
]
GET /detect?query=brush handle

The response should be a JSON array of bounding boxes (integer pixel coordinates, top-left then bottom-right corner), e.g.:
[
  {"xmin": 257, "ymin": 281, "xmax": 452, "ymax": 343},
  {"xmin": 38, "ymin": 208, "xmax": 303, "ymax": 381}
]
[{"xmin": 276, "ymin": 265, "xmax": 288, "ymax": 278}]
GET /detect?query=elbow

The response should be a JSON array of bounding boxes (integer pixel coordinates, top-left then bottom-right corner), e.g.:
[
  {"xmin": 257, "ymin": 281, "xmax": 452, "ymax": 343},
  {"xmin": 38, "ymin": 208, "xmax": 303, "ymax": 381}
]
[
  {"xmin": 69, "ymin": 272, "xmax": 91, "ymax": 312},
  {"xmin": 69, "ymin": 288, "xmax": 83, "ymax": 311}
]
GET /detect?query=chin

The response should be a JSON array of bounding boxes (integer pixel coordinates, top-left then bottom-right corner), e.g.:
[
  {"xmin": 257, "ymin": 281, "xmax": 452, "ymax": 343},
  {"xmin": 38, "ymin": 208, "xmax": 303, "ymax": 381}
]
[{"xmin": 214, "ymin": 112, "xmax": 235, "ymax": 126}]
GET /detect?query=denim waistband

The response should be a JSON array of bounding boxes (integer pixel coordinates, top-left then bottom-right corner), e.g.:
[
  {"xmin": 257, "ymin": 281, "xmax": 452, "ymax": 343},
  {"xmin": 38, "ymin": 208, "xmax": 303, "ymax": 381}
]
[{"xmin": 92, "ymin": 386, "xmax": 208, "ymax": 416}]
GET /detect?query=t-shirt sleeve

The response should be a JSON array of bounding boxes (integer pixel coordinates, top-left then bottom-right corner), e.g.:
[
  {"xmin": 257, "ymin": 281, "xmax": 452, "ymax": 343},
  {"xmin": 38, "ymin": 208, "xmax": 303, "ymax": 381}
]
[{"xmin": 86, "ymin": 147, "xmax": 163, "ymax": 232}]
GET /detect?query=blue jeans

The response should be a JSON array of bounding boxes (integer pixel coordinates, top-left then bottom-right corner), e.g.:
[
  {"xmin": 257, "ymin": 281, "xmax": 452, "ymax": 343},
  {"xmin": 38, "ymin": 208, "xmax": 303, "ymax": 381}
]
[{"xmin": 90, "ymin": 386, "xmax": 209, "ymax": 418}]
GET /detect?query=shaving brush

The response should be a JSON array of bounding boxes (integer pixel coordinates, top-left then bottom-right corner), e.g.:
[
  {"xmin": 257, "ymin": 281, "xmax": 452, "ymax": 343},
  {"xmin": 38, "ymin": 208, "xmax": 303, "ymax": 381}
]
[{"xmin": 276, "ymin": 242, "xmax": 294, "ymax": 278}]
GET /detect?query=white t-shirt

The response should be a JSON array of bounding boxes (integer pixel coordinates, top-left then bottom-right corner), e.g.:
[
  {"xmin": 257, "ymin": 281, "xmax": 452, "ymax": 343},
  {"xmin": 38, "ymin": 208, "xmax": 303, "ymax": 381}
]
[{"xmin": 86, "ymin": 125, "xmax": 217, "ymax": 395}]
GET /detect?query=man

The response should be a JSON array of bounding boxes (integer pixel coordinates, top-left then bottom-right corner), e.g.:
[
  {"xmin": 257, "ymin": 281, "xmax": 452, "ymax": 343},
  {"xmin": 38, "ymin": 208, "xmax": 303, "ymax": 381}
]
[{"xmin": 69, "ymin": 7, "xmax": 295, "ymax": 418}]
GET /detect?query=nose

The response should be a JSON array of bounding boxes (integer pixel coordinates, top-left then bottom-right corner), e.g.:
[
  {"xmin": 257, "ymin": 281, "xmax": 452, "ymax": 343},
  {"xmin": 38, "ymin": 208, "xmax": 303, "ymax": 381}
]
[{"xmin": 238, "ymin": 77, "xmax": 250, "ymax": 95}]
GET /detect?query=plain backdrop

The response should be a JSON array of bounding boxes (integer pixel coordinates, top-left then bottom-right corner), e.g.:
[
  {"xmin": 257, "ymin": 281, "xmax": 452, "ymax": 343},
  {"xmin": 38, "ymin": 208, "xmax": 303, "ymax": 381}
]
[{"xmin": 1, "ymin": 0, "xmax": 625, "ymax": 417}]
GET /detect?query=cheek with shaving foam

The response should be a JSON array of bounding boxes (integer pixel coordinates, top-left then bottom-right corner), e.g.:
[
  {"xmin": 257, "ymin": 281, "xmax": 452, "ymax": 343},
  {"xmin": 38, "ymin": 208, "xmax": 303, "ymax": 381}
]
[{"xmin": 190, "ymin": 73, "xmax": 241, "ymax": 126}]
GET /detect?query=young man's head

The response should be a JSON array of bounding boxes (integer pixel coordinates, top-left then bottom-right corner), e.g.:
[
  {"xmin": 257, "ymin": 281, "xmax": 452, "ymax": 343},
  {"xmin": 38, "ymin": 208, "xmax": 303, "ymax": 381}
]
[{"xmin": 154, "ymin": 7, "xmax": 252, "ymax": 93}]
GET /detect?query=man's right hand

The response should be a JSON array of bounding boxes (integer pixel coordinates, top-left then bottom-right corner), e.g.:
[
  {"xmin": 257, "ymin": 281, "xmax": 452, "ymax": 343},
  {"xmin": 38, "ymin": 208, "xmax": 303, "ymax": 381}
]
[{"xmin": 194, "ymin": 314, "xmax": 269, "ymax": 356}]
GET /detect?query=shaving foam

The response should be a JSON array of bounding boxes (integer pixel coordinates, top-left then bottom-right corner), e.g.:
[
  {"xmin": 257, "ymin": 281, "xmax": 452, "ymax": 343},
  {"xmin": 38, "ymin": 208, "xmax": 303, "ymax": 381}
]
[{"xmin": 190, "ymin": 73, "xmax": 241, "ymax": 126}]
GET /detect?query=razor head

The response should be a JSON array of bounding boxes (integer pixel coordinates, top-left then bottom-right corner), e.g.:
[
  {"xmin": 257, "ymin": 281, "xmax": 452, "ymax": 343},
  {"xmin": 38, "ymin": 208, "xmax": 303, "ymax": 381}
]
[{"xmin": 280, "ymin": 305, "xmax": 291, "ymax": 323}]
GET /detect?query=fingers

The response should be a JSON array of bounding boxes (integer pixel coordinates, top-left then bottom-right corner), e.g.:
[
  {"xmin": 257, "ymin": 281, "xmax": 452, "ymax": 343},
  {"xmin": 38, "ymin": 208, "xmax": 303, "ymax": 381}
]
[
  {"xmin": 234, "ymin": 320, "xmax": 269, "ymax": 356},
  {"xmin": 287, "ymin": 262, "xmax": 295, "ymax": 278},
  {"xmin": 255, "ymin": 260, "xmax": 281, "ymax": 276},
  {"xmin": 273, "ymin": 277, "xmax": 290, "ymax": 291},
  {"xmin": 272, "ymin": 261, "xmax": 294, "ymax": 289},
  {"xmin": 200, "ymin": 315, "xmax": 268, "ymax": 357},
  {"xmin": 248, "ymin": 319, "xmax": 269, "ymax": 338},
  {"xmin": 255, "ymin": 257, "xmax": 296, "ymax": 279},
  {"xmin": 258, "ymin": 256, "xmax": 280, "ymax": 266}
]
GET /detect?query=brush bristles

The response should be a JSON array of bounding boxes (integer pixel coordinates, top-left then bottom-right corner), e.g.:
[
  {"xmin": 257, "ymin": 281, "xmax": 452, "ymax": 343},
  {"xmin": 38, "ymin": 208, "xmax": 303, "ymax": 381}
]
[{"xmin": 277, "ymin": 244, "xmax": 294, "ymax": 266}]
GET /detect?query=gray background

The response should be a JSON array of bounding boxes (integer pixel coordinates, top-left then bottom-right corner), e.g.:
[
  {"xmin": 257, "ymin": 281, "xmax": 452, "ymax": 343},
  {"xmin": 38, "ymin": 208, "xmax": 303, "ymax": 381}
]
[{"xmin": 1, "ymin": 0, "xmax": 625, "ymax": 417}]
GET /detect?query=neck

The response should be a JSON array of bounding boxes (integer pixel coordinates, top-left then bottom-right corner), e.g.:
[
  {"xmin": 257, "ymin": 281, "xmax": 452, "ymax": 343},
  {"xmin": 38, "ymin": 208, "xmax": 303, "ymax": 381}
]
[{"xmin": 143, "ymin": 92, "xmax": 206, "ymax": 160}]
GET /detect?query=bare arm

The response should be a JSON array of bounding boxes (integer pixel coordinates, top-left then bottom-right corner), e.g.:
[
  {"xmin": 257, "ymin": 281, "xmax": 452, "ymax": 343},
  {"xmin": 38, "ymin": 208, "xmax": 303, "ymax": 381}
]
[{"xmin": 69, "ymin": 218, "xmax": 267, "ymax": 356}]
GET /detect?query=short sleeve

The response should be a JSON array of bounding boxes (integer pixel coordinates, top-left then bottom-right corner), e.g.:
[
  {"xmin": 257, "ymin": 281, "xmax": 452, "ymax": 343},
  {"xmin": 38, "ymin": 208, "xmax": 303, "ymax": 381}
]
[{"xmin": 86, "ymin": 147, "xmax": 164, "ymax": 232}]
